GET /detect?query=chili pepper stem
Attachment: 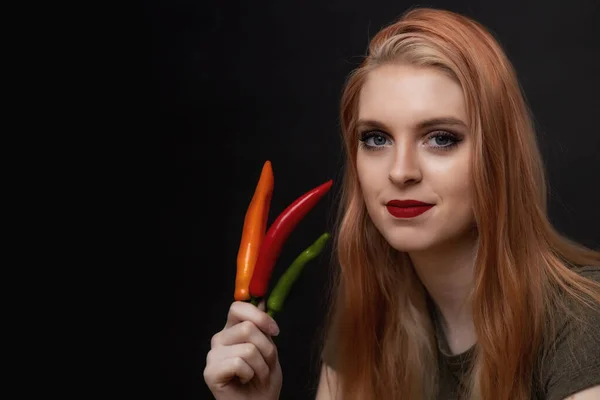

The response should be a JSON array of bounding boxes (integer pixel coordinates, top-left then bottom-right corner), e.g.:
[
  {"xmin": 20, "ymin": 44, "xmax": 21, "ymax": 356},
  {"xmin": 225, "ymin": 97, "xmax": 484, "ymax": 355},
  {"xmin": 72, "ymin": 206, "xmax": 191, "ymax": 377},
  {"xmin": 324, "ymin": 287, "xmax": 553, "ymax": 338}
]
[
  {"xmin": 250, "ymin": 296, "xmax": 261, "ymax": 306},
  {"xmin": 267, "ymin": 309, "xmax": 276, "ymax": 318}
]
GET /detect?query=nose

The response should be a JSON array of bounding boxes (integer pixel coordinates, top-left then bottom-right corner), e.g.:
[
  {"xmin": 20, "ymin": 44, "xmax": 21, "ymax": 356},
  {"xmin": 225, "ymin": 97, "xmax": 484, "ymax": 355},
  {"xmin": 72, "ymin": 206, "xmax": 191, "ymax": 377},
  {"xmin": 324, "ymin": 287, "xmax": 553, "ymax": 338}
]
[{"xmin": 388, "ymin": 146, "xmax": 422, "ymax": 186}]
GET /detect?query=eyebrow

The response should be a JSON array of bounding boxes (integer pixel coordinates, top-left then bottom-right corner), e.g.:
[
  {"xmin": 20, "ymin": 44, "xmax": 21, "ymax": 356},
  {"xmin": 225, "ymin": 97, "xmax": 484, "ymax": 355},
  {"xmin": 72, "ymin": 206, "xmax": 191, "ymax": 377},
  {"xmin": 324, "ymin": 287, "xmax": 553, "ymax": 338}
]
[{"xmin": 356, "ymin": 117, "xmax": 468, "ymax": 131}]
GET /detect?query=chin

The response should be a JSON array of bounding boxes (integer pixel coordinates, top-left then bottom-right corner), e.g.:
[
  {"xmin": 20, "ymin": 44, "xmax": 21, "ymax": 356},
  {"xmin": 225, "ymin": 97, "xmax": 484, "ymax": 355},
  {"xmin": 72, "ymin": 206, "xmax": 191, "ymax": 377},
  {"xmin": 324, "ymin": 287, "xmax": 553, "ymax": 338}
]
[
  {"xmin": 372, "ymin": 220, "xmax": 440, "ymax": 253},
  {"xmin": 381, "ymin": 225, "xmax": 477, "ymax": 254},
  {"xmin": 384, "ymin": 236, "xmax": 437, "ymax": 253}
]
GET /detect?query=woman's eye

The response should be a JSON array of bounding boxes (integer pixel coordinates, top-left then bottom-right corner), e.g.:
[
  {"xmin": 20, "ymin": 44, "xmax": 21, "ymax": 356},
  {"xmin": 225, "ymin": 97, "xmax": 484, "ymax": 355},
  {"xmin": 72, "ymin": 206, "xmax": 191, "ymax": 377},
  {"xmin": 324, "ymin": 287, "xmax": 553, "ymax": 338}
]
[
  {"xmin": 368, "ymin": 135, "xmax": 388, "ymax": 146},
  {"xmin": 426, "ymin": 131, "xmax": 461, "ymax": 149},
  {"xmin": 359, "ymin": 132, "xmax": 391, "ymax": 150},
  {"xmin": 432, "ymin": 135, "xmax": 452, "ymax": 146}
]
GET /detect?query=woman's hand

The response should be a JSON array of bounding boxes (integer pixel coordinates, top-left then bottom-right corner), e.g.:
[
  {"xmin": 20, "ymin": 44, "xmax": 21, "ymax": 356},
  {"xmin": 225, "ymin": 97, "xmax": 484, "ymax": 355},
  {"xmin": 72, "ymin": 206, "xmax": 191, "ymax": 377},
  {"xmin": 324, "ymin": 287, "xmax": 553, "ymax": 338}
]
[{"xmin": 204, "ymin": 300, "xmax": 282, "ymax": 400}]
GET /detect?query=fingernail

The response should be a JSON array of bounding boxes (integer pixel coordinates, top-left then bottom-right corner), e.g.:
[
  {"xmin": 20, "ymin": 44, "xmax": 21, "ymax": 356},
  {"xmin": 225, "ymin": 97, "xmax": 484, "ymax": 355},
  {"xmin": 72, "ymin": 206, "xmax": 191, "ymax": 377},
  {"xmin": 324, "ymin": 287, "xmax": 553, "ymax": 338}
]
[{"xmin": 270, "ymin": 323, "xmax": 280, "ymax": 336}]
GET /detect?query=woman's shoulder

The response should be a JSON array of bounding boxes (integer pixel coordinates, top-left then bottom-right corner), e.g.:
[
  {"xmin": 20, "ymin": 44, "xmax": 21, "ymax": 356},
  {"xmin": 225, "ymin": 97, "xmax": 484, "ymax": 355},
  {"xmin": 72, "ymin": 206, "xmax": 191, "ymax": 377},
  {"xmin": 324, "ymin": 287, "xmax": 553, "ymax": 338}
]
[
  {"xmin": 536, "ymin": 264, "xmax": 600, "ymax": 400},
  {"xmin": 572, "ymin": 264, "xmax": 600, "ymax": 280},
  {"xmin": 556, "ymin": 264, "xmax": 600, "ymax": 331}
]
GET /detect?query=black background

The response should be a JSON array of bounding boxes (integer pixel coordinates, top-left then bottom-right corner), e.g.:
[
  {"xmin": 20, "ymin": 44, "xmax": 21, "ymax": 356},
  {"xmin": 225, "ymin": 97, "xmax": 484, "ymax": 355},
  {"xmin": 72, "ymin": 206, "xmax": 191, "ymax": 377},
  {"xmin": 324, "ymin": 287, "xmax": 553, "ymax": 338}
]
[{"xmin": 150, "ymin": 1, "xmax": 600, "ymax": 399}]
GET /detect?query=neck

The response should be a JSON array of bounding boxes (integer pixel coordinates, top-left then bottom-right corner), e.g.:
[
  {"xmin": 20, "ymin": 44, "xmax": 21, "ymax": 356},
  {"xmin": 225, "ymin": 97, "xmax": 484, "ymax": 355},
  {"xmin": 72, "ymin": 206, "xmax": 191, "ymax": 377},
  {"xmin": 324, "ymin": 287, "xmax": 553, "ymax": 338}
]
[{"xmin": 409, "ymin": 229, "xmax": 478, "ymax": 353}]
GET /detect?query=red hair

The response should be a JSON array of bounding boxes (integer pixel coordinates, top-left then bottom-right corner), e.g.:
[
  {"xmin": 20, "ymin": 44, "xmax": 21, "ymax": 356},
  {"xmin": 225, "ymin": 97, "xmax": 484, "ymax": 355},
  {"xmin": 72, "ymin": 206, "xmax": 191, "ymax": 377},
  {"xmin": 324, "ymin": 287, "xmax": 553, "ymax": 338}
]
[{"xmin": 322, "ymin": 7, "xmax": 600, "ymax": 399}]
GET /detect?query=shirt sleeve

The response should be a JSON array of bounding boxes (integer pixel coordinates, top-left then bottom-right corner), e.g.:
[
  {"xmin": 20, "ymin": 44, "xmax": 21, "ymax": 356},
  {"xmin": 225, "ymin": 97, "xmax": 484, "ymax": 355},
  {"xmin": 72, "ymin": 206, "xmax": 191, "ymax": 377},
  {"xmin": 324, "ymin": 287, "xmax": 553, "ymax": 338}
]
[{"xmin": 541, "ymin": 268, "xmax": 600, "ymax": 400}]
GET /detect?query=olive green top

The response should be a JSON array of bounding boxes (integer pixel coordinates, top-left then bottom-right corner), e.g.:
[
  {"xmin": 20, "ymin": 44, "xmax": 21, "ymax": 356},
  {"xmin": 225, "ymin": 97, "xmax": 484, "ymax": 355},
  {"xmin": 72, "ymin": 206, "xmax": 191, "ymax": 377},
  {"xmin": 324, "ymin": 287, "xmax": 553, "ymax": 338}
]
[{"xmin": 321, "ymin": 266, "xmax": 600, "ymax": 399}]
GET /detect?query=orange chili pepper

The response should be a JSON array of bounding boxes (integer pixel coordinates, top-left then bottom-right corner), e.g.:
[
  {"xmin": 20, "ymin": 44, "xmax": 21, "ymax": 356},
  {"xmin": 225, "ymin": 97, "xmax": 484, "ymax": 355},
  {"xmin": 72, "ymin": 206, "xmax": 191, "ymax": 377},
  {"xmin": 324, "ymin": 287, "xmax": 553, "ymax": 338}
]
[{"xmin": 234, "ymin": 160, "xmax": 274, "ymax": 301}]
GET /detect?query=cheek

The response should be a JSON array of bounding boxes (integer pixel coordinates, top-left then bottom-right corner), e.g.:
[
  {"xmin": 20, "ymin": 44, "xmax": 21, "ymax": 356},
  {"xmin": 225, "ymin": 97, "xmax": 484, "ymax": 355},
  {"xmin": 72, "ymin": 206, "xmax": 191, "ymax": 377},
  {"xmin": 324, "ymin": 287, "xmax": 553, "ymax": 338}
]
[
  {"xmin": 426, "ymin": 167, "xmax": 475, "ymax": 243},
  {"xmin": 356, "ymin": 157, "xmax": 383, "ymax": 204},
  {"xmin": 357, "ymin": 175, "xmax": 376, "ymax": 206},
  {"xmin": 454, "ymin": 159, "xmax": 473, "ymax": 198},
  {"xmin": 431, "ymin": 149, "xmax": 471, "ymax": 189},
  {"xmin": 428, "ymin": 154, "xmax": 473, "ymax": 212},
  {"xmin": 356, "ymin": 156, "xmax": 372, "ymax": 194}
]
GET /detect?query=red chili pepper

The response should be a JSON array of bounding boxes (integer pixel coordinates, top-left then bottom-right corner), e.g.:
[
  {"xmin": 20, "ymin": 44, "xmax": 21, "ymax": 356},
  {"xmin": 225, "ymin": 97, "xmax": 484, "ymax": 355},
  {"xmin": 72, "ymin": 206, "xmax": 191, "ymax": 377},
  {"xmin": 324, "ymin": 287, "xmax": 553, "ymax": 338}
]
[{"xmin": 248, "ymin": 179, "xmax": 333, "ymax": 299}]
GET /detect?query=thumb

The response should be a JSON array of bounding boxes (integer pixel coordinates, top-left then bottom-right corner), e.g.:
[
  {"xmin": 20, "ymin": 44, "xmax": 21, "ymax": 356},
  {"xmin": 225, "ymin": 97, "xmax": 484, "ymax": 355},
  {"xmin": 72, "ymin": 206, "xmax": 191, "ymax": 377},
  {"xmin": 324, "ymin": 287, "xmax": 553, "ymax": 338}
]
[{"xmin": 257, "ymin": 299, "xmax": 266, "ymax": 312}]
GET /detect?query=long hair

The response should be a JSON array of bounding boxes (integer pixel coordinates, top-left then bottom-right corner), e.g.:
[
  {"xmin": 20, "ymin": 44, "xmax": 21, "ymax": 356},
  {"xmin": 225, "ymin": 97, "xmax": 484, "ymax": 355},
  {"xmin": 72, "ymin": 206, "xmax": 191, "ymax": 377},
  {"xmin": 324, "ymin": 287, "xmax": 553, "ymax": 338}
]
[{"xmin": 322, "ymin": 7, "xmax": 600, "ymax": 400}]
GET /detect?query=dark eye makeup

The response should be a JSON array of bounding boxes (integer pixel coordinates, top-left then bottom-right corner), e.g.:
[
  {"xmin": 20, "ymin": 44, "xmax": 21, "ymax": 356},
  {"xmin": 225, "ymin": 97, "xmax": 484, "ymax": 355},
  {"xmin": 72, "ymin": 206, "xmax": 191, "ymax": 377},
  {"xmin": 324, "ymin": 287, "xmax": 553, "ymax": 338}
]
[{"xmin": 358, "ymin": 129, "xmax": 463, "ymax": 152}]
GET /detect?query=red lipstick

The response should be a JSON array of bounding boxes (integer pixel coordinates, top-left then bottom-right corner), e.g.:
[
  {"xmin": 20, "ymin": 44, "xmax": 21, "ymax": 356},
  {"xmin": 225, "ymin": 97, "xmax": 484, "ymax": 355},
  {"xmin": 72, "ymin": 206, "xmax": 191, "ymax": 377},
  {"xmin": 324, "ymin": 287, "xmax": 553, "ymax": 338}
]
[{"xmin": 386, "ymin": 199, "xmax": 434, "ymax": 218}]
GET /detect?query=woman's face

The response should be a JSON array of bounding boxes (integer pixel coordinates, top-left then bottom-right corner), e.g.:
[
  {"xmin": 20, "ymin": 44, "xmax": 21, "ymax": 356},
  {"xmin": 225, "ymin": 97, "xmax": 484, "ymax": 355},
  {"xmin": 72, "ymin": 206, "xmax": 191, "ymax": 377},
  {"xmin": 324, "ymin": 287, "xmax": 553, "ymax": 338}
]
[{"xmin": 356, "ymin": 64, "xmax": 475, "ymax": 253}]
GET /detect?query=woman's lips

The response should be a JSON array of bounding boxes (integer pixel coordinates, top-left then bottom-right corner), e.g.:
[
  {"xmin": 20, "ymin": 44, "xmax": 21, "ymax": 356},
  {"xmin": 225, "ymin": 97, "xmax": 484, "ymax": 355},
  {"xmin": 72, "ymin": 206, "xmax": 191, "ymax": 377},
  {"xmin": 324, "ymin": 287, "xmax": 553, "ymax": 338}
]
[
  {"xmin": 386, "ymin": 205, "xmax": 433, "ymax": 218},
  {"xmin": 385, "ymin": 200, "xmax": 434, "ymax": 218}
]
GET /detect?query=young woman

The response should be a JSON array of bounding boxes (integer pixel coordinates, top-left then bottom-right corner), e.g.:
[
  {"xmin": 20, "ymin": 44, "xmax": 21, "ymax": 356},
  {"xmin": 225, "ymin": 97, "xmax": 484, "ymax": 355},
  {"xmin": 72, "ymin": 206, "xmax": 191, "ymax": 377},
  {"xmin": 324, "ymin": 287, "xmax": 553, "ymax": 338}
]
[{"xmin": 203, "ymin": 7, "xmax": 600, "ymax": 400}]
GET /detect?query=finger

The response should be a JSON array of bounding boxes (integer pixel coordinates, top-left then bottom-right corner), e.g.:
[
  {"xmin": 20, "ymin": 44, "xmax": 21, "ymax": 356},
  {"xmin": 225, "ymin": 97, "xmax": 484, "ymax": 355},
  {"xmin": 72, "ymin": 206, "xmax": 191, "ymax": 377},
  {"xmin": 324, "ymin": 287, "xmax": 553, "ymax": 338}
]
[
  {"xmin": 220, "ymin": 343, "xmax": 271, "ymax": 384},
  {"xmin": 257, "ymin": 299, "xmax": 266, "ymax": 312},
  {"xmin": 206, "ymin": 355, "xmax": 255, "ymax": 387},
  {"xmin": 224, "ymin": 301, "xmax": 279, "ymax": 337},
  {"xmin": 213, "ymin": 320, "xmax": 278, "ymax": 369}
]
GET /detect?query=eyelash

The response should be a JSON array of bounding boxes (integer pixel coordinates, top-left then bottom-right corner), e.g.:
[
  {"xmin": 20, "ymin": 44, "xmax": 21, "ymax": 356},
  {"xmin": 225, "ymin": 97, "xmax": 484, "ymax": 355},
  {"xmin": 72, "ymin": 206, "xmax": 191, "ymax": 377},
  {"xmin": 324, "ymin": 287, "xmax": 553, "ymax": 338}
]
[{"xmin": 358, "ymin": 130, "xmax": 462, "ymax": 152}]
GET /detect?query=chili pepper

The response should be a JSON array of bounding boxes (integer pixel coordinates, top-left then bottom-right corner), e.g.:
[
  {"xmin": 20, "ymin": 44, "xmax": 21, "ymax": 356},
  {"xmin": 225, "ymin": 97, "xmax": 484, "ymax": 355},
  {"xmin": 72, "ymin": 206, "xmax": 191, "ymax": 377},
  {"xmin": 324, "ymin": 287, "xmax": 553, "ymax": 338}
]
[
  {"xmin": 234, "ymin": 160, "xmax": 274, "ymax": 301},
  {"xmin": 249, "ymin": 179, "xmax": 333, "ymax": 301},
  {"xmin": 266, "ymin": 232, "xmax": 331, "ymax": 318}
]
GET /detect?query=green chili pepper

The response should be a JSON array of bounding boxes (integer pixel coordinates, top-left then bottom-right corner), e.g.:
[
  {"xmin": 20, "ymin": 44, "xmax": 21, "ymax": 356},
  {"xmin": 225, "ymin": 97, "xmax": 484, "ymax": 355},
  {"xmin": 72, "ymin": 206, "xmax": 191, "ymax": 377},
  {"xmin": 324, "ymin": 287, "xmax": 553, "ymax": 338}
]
[{"xmin": 266, "ymin": 232, "xmax": 331, "ymax": 318}]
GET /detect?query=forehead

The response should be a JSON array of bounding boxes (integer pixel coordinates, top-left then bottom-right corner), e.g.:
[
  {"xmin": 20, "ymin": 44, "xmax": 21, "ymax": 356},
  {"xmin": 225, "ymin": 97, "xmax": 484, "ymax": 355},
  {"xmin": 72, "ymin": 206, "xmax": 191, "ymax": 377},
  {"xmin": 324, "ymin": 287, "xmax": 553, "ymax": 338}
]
[{"xmin": 358, "ymin": 64, "xmax": 467, "ymax": 125}]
